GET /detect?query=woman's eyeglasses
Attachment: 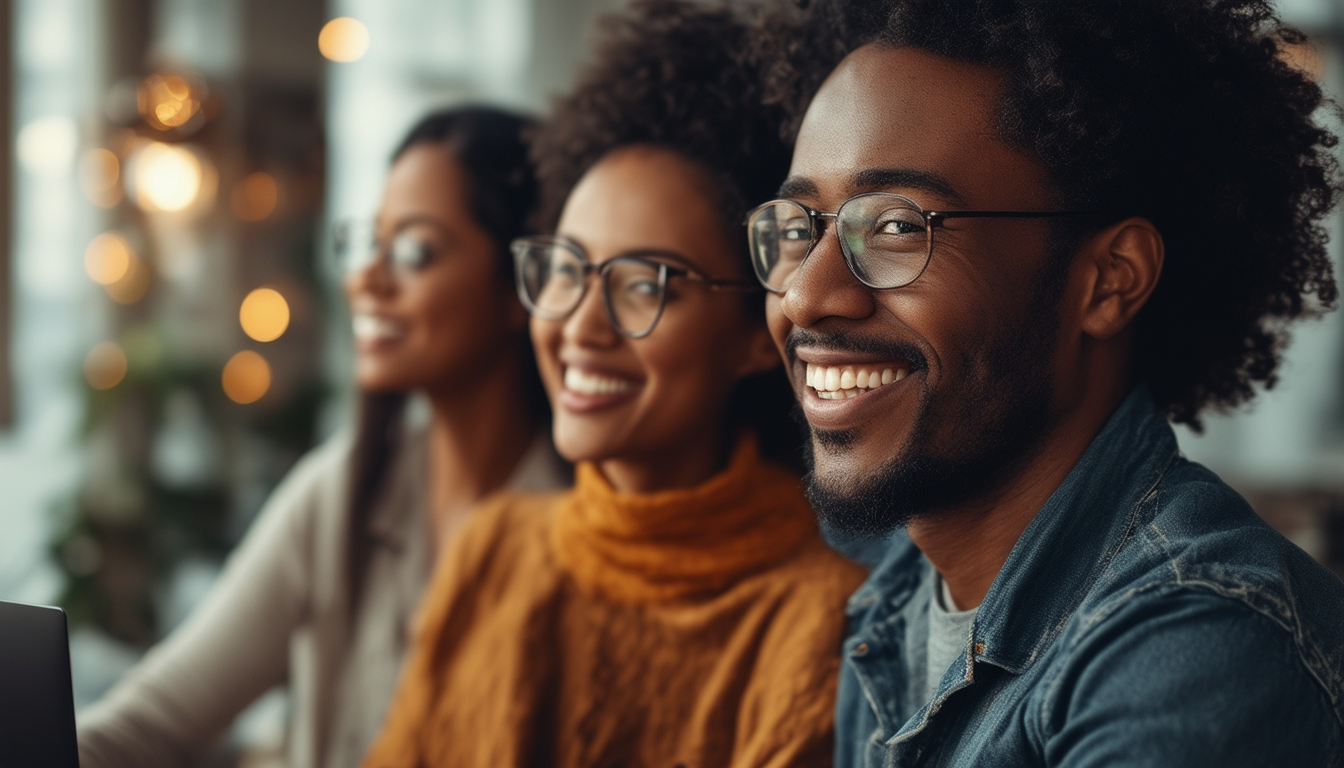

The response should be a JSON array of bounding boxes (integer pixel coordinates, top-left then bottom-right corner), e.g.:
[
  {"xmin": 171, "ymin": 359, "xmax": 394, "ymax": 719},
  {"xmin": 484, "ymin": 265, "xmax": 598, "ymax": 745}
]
[
  {"xmin": 511, "ymin": 235, "xmax": 759, "ymax": 339},
  {"xmin": 333, "ymin": 219, "xmax": 441, "ymax": 278},
  {"xmin": 744, "ymin": 192, "xmax": 1103, "ymax": 293}
]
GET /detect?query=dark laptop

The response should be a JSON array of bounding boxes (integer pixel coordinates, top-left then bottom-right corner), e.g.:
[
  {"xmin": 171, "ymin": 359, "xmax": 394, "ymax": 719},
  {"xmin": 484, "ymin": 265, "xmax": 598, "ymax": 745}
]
[{"xmin": 0, "ymin": 599, "xmax": 81, "ymax": 768}]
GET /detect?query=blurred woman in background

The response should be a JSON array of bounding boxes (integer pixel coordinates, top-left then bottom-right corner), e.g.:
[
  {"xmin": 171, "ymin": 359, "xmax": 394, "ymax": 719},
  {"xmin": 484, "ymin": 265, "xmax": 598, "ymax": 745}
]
[
  {"xmin": 77, "ymin": 107, "xmax": 567, "ymax": 768},
  {"xmin": 362, "ymin": 4, "xmax": 865, "ymax": 767}
]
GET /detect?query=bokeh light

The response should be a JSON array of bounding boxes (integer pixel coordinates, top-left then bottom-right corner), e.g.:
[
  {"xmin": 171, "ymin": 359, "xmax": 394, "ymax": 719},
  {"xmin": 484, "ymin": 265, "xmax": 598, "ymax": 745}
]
[
  {"xmin": 85, "ymin": 342, "xmax": 129, "ymax": 390},
  {"xmin": 80, "ymin": 148, "xmax": 122, "ymax": 207},
  {"xmin": 17, "ymin": 116, "xmax": 78, "ymax": 179},
  {"xmin": 222, "ymin": 350, "xmax": 272, "ymax": 404},
  {"xmin": 105, "ymin": 256, "xmax": 151, "ymax": 305},
  {"xmin": 85, "ymin": 232, "xmax": 134, "ymax": 285},
  {"xmin": 231, "ymin": 172, "xmax": 278, "ymax": 221},
  {"xmin": 318, "ymin": 17, "xmax": 370, "ymax": 62},
  {"xmin": 139, "ymin": 72, "xmax": 203, "ymax": 132},
  {"xmin": 130, "ymin": 141, "xmax": 203, "ymax": 212},
  {"xmin": 239, "ymin": 287, "xmax": 290, "ymax": 342}
]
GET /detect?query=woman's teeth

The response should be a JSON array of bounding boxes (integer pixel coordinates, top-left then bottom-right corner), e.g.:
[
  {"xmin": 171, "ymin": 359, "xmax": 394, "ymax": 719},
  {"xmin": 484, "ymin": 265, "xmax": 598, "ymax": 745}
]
[
  {"xmin": 805, "ymin": 363, "xmax": 907, "ymax": 400},
  {"xmin": 352, "ymin": 314, "xmax": 406, "ymax": 341},
  {"xmin": 564, "ymin": 367, "xmax": 635, "ymax": 396}
]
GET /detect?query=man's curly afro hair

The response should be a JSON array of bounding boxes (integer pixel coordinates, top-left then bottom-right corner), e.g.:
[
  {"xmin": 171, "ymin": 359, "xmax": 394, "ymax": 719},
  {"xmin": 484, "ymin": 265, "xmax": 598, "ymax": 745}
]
[
  {"xmin": 759, "ymin": 0, "xmax": 1341, "ymax": 429},
  {"xmin": 531, "ymin": 0, "xmax": 792, "ymax": 240}
]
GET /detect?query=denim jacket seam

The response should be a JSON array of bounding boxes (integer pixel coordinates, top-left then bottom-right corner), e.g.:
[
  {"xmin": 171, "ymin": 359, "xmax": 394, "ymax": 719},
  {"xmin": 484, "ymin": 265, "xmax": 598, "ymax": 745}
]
[
  {"xmin": 1034, "ymin": 451, "xmax": 1182, "ymax": 730},
  {"xmin": 1169, "ymin": 577, "xmax": 1343, "ymax": 722},
  {"xmin": 1058, "ymin": 578, "xmax": 1343, "ymax": 731},
  {"xmin": 1020, "ymin": 451, "xmax": 1174, "ymax": 687}
]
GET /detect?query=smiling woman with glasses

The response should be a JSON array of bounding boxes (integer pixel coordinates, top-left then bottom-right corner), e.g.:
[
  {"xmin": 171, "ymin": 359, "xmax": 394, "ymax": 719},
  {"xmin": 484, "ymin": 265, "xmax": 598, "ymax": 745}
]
[
  {"xmin": 77, "ymin": 108, "xmax": 569, "ymax": 768},
  {"xmin": 363, "ymin": 3, "xmax": 865, "ymax": 767}
]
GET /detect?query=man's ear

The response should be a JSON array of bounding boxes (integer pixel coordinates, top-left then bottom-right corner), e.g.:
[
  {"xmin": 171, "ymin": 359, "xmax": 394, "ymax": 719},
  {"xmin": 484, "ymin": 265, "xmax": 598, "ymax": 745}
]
[
  {"xmin": 735, "ymin": 322, "xmax": 785, "ymax": 379},
  {"xmin": 1075, "ymin": 218, "xmax": 1164, "ymax": 341}
]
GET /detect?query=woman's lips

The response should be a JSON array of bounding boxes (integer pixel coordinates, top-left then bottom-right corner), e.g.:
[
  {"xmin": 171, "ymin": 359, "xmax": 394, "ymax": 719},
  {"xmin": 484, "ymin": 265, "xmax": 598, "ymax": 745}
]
[{"xmin": 557, "ymin": 366, "xmax": 641, "ymax": 413}]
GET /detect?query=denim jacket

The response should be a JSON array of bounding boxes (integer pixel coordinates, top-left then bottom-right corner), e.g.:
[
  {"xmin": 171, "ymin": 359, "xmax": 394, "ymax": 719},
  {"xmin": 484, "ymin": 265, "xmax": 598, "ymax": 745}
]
[{"xmin": 836, "ymin": 387, "xmax": 1344, "ymax": 768}]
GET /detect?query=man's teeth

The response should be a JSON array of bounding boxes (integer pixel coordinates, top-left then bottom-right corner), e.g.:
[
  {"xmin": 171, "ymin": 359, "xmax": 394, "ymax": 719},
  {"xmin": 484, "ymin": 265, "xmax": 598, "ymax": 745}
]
[
  {"xmin": 564, "ymin": 367, "xmax": 635, "ymax": 396},
  {"xmin": 805, "ymin": 363, "xmax": 908, "ymax": 400},
  {"xmin": 352, "ymin": 314, "xmax": 406, "ymax": 341}
]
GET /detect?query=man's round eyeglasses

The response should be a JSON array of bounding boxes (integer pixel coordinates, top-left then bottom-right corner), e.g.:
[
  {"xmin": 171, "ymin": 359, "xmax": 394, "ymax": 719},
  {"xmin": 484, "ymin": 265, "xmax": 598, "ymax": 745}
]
[
  {"xmin": 511, "ymin": 235, "xmax": 760, "ymax": 339},
  {"xmin": 744, "ymin": 193, "xmax": 1103, "ymax": 293},
  {"xmin": 333, "ymin": 219, "xmax": 441, "ymax": 278}
]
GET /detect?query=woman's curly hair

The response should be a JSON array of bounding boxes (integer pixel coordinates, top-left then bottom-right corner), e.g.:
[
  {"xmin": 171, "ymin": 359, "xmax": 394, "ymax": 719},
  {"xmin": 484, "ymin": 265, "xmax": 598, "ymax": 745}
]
[
  {"xmin": 531, "ymin": 0, "xmax": 792, "ymax": 237},
  {"xmin": 530, "ymin": 0, "xmax": 804, "ymax": 468},
  {"xmin": 759, "ymin": 0, "xmax": 1341, "ymax": 429}
]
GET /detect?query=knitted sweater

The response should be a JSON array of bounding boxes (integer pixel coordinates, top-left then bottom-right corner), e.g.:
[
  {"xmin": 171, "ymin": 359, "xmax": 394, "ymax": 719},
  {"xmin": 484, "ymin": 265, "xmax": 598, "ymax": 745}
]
[{"xmin": 363, "ymin": 437, "xmax": 865, "ymax": 768}]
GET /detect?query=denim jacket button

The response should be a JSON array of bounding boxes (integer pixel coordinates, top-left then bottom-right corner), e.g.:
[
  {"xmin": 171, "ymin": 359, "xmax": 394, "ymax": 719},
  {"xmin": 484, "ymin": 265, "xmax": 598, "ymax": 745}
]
[{"xmin": 854, "ymin": 642, "xmax": 870, "ymax": 657}]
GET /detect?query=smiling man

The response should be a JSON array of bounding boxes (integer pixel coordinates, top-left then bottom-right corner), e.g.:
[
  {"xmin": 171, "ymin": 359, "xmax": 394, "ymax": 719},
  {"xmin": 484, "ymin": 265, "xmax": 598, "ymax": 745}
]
[{"xmin": 749, "ymin": 1, "xmax": 1344, "ymax": 766}]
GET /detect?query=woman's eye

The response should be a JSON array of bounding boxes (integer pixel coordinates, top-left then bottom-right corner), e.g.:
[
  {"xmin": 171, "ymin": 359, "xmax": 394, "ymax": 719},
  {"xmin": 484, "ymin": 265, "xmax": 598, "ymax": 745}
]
[
  {"xmin": 780, "ymin": 219, "xmax": 811, "ymax": 241},
  {"xmin": 625, "ymin": 279, "xmax": 660, "ymax": 297},
  {"xmin": 553, "ymin": 261, "xmax": 582, "ymax": 286},
  {"xmin": 390, "ymin": 234, "xmax": 435, "ymax": 269}
]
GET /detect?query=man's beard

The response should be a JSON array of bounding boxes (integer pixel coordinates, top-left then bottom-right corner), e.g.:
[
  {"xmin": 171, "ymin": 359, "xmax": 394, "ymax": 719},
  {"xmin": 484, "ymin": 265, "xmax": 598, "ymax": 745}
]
[{"xmin": 804, "ymin": 255, "xmax": 1069, "ymax": 540}]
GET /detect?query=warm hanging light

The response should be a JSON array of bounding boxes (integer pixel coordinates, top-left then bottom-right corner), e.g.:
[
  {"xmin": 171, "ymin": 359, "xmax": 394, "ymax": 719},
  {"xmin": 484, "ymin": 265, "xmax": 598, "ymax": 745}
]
[
  {"xmin": 80, "ymin": 148, "xmax": 122, "ymax": 207},
  {"xmin": 239, "ymin": 288, "xmax": 290, "ymax": 342},
  {"xmin": 222, "ymin": 350, "xmax": 272, "ymax": 404},
  {"xmin": 129, "ymin": 141, "xmax": 204, "ymax": 212},
  {"xmin": 319, "ymin": 17, "xmax": 370, "ymax": 62},
  {"xmin": 231, "ymin": 172, "xmax": 279, "ymax": 222},
  {"xmin": 105, "ymin": 256, "xmax": 151, "ymax": 305},
  {"xmin": 138, "ymin": 72, "xmax": 205, "ymax": 132},
  {"xmin": 85, "ymin": 342, "xmax": 129, "ymax": 390},
  {"xmin": 84, "ymin": 232, "xmax": 134, "ymax": 286}
]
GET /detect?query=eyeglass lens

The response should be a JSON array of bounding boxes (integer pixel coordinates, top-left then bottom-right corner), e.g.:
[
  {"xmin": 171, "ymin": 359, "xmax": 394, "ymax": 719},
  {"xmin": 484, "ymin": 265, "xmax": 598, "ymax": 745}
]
[
  {"xmin": 515, "ymin": 241, "xmax": 668, "ymax": 337},
  {"xmin": 748, "ymin": 195, "xmax": 931, "ymax": 291},
  {"xmin": 336, "ymin": 222, "xmax": 437, "ymax": 276}
]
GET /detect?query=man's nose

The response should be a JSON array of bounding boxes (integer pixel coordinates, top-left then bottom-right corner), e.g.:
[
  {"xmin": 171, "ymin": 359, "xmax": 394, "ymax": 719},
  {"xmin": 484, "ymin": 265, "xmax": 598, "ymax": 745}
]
[{"xmin": 779, "ymin": 226, "xmax": 876, "ymax": 328}]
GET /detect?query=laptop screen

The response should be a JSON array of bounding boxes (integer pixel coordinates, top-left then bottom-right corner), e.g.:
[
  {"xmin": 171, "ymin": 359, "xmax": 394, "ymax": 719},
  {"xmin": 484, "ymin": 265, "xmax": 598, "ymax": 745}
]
[{"xmin": 0, "ymin": 600, "xmax": 81, "ymax": 768}]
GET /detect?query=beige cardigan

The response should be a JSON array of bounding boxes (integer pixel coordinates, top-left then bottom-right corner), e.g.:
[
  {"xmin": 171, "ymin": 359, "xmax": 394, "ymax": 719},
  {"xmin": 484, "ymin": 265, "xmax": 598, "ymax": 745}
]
[{"xmin": 77, "ymin": 415, "xmax": 567, "ymax": 768}]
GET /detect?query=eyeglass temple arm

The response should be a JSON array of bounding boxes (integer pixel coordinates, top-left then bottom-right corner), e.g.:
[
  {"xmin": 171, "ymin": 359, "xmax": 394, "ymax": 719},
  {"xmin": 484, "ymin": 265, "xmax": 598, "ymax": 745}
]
[
  {"xmin": 705, "ymin": 281, "xmax": 766, "ymax": 293},
  {"xmin": 667, "ymin": 265, "xmax": 763, "ymax": 293},
  {"xmin": 927, "ymin": 210, "xmax": 1107, "ymax": 226}
]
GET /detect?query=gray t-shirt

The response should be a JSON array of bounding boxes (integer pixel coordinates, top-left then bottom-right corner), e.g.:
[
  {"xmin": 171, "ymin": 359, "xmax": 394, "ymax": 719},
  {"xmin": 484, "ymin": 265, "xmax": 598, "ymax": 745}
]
[{"xmin": 925, "ymin": 575, "xmax": 978, "ymax": 700}]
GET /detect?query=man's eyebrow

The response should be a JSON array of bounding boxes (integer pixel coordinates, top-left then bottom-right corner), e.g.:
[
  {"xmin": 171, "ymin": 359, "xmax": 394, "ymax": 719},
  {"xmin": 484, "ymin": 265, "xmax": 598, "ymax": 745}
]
[
  {"xmin": 776, "ymin": 169, "xmax": 969, "ymax": 208},
  {"xmin": 853, "ymin": 168, "xmax": 968, "ymax": 207},
  {"xmin": 777, "ymin": 177, "xmax": 818, "ymax": 199}
]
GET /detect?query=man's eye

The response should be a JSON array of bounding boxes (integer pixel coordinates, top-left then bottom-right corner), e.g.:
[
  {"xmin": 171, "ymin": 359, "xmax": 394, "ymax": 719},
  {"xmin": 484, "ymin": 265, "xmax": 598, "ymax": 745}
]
[{"xmin": 875, "ymin": 218, "xmax": 922, "ymax": 236}]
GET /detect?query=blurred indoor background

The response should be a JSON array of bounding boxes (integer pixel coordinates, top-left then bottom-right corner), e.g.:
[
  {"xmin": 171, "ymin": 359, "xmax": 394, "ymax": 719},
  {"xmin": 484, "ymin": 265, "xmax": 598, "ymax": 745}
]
[{"xmin": 0, "ymin": 0, "xmax": 1339, "ymax": 764}]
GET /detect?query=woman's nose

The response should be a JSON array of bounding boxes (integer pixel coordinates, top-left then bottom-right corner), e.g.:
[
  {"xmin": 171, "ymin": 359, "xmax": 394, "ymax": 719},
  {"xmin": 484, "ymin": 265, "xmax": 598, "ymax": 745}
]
[
  {"xmin": 562, "ymin": 279, "xmax": 620, "ymax": 347},
  {"xmin": 344, "ymin": 257, "xmax": 397, "ymax": 301}
]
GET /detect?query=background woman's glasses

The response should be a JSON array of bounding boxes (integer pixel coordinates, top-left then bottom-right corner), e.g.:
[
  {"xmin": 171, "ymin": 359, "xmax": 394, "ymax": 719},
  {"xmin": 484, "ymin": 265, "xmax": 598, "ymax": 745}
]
[{"xmin": 333, "ymin": 219, "xmax": 439, "ymax": 278}]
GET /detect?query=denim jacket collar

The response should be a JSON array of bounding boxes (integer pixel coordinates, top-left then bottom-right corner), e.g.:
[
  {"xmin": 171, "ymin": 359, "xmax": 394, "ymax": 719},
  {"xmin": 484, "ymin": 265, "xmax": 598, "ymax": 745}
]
[
  {"xmin": 973, "ymin": 385, "xmax": 1176, "ymax": 673},
  {"xmin": 845, "ymin": 386, "xmax": 1177, "ymax": 693}
]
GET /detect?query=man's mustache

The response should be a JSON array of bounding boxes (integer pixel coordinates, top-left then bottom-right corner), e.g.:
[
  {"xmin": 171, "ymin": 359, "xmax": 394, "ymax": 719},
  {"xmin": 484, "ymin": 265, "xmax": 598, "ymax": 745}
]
[{"xmin": 784, "ymin": 328, "xmax": 928, "ymax": 372}]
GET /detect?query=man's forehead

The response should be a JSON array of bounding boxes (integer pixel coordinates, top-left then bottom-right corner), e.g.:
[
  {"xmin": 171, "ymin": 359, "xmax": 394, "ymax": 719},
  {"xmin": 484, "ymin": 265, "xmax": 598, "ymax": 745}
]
[{"xmin": 787, "ymin": 44, "xmax": 1019, "ymax": 203}]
